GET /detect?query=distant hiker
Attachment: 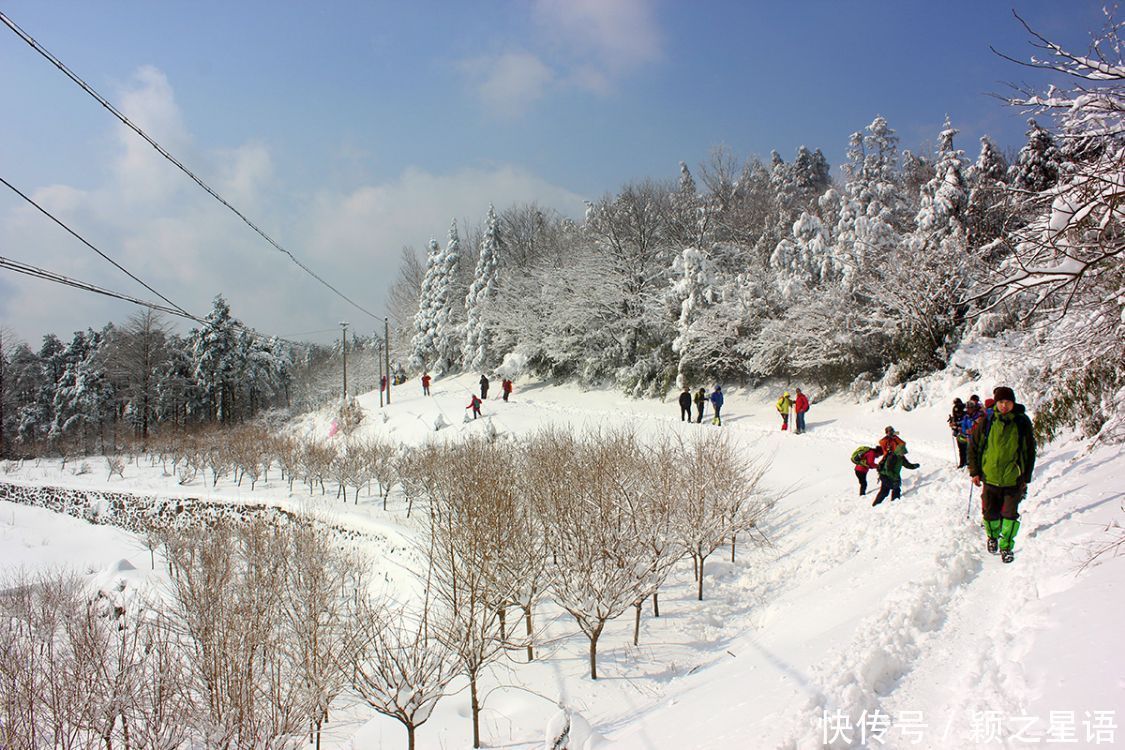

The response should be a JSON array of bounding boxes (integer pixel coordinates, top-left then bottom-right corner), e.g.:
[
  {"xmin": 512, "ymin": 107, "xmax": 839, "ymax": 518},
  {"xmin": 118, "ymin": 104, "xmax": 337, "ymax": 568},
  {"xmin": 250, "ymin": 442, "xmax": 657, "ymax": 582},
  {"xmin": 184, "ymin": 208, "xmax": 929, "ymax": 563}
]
[
  {"xmin": 502, "ymin": 378, "xmax": 513, "ymax": 401},
  {"xmin": 793, "ymin": 388, "xmax": 810, "ymax": 434},
  {"xmin": 694, "ymin": 387, "xmax": 707, "ymax": 423},
  {"xmin": 776, "ymin": 392, "xmax": 793, "ymax": 430},
  {"xmin": 949, "ymin": 398, "xmax": 967, "ymax": 467},
  {"xmin": 467, "ymin": 394, "xmax": 482, "ymax": 419},
  {"xmin": 480, "ymin": 374, "xmax": 490, "ymax": 400},
  {"xmin": 968, "ymin": 393, "xmax": 982, "ymax": 412},
  {"xmin": 968, "ymin": 386, "xmax": 1036, "ymax": 564},
  {"xmin": 421, "ymin": 372, "xmax": 431, "ymax": 396},
  {"xmin": 871, "ymin": 444, "xmax": 920, "ymax": 506},
  {"xmin": 709, "ymin": 385, "xmax": 724, "ymax": 426},
  {"xmin": 878, "ymin": 426, "xmax": 905, "ymax": 456},
  {"xmin": 852, "ymin": 445, "xmax": 884, "ymax": 496},
  {"xmin": 960, "ymin": 400, "xmax": 985, "ymax": 445},
  {"xmin": 678, "ymin": 386, "xmax": 693, "ymax": 421},
  {"xmin": 984, "ymin": 397, "xmax": 995, "ymax": 419},
  {"xmin": 380, "ymin": 374, "xmax": 387, "ymax": 392}
]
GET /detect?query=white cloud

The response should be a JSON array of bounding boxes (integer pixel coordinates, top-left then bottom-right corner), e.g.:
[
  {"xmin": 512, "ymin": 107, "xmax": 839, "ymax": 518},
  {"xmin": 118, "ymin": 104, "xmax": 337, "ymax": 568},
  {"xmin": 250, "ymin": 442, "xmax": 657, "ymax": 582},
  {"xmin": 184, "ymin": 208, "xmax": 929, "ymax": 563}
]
[
  {"xmin": 460, "ymin": 51, "xmax": 555, "ymax": 119},
  {"xmin": 457, "ymin": 0, "xmax": 662, "ymax": 114},
  {"xmin": 533, "ymin": 0, "xmax": 662, "ymax": 81}
]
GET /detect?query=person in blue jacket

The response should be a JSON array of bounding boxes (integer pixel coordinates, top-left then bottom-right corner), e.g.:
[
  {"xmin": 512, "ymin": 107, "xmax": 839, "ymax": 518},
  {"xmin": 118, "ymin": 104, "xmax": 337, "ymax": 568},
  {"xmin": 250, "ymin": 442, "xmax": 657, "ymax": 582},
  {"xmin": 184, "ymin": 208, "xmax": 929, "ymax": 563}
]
[{"xmin": 709, "ymin": 385, "xmax": 725, "ymax": 426}]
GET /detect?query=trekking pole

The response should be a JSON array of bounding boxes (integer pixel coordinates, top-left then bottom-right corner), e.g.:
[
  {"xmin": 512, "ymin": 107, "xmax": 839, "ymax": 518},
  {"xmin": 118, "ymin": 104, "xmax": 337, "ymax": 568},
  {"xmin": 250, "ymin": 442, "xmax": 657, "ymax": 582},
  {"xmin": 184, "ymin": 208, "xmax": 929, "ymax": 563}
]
[{"xmin": 965, "ymin": 480, "xmax": 975, "ymax": 521}]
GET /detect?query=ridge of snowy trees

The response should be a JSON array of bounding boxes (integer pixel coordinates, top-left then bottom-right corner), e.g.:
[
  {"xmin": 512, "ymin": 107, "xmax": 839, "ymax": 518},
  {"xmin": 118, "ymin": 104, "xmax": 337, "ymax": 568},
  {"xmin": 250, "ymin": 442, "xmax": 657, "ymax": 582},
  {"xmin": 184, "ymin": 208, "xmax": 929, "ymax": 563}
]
[{"xmin": 0, "ymin": 297, "xmax": 297, "ymax": 458}]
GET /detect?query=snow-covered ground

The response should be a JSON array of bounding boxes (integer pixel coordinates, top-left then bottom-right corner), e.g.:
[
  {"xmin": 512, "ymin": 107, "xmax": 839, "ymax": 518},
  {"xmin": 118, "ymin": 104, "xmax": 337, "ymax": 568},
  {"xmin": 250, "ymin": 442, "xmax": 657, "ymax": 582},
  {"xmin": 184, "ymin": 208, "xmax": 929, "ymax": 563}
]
[{"xmin": 2, "ymin": 351, "xmax": 1122, "ymax": 749}]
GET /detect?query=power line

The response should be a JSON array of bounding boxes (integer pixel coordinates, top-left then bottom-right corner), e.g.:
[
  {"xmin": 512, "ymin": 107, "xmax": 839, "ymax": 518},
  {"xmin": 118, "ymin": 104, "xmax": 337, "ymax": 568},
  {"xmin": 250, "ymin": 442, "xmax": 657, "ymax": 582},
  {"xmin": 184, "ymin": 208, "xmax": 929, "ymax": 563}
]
[
  {"xmin": 0, "ymin": 10, "xmax": 383, "ymax": 323},
  {"xmin": 0, "ymin": 255, "xmax": 200, "ymax": 321},
  {"xmin": 0, "ymin": 174, "xmax": 193, "ymax": 319}
]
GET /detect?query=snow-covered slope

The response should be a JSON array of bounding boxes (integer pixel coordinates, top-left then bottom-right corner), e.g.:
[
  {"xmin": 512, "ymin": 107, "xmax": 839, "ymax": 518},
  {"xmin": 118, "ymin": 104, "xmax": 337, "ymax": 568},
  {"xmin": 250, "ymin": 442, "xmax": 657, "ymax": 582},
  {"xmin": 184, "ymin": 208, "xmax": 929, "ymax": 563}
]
[{"xmin": 2, "ymin": 357, "xmax": 1121, "ymax": 749}]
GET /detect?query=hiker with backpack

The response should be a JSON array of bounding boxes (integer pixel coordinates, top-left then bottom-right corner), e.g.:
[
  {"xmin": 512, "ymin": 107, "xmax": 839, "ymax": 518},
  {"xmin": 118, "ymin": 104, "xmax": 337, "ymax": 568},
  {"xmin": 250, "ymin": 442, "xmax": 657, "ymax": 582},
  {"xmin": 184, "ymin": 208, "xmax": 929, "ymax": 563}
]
[
  {"xmin": 502, "ymin": 378, "xmax": 513, "ymax": 401},
  {"xmin": 709, "ymin": 385, "xmax": 724, "ymax": 426},
  {"xmin": 872, "ymin": 443, "xmax": 920, "ymax": 506},
  {"xmin": 776, "ymin": 391, "xmax": 793, "ymax": 430},
  {"xmin": 851, "ymin": 445, "xmax": 884, "ymax": 496},
  {"xmin": 466, "ymin": 394, "xmax": 482, "ymax": 419},
  {"xmin": 879, "ymin": 426, "xmax": 905, "ymax": 455},
  {"xmin": 968, "ymin": 386, "xmax": 1036, "ymax": 564},
  {"xmin": 948, "ymin": 398, "xmax": 967, "ymax": 467},
  {"xmin": 693, "ymin": 387, "xmax": 707, "ymax": 423}
]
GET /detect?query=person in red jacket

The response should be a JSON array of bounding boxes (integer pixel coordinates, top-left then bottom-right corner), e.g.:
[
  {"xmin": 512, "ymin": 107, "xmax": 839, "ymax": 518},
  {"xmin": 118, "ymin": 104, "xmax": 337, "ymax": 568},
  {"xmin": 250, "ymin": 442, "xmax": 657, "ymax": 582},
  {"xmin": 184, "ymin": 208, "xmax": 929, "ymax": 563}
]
[
  {"xmin": 421, "ymin": 372, "xmax": 431, "ymax": 396},
  {"xmin": 502, "ymin": 378, "xmax": 513, "ymax": 401},
  {"xmin": 466, "ymin": 394, "xmax": 482, "ymax": 419},
  {"xmin": 854, "ymin": 445, "xmax": 884, "ymax": 496},
  {"xmin": 794, "ymin": 388, "xmax": 810, "ymax": 433}
]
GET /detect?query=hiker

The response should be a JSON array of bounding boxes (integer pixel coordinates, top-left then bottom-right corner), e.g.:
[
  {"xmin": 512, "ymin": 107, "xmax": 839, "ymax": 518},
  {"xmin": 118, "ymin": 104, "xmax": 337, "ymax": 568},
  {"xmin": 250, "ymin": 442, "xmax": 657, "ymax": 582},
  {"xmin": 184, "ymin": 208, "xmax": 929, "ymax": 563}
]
[
  {"xmin": 694, "ymin": 387, "xmax": 707, "ymax": 423},
  {"xmin": 776, "ymin": 391, "xmax": 793, "ymax": 430},
  {"xmin": 466, "ymin": 394, "xmax": 482, "ymax": 419},
  {"xmin": 960, "ymin": 400, "xmax": 985, "ymax": 445},
  {"xmin": 879, "ymin": 426, "xmax": 905, "ymax": 455},
  {"xmin": 871, "ymin": 443, "xmax": 920, "ymax": 506},
  {"xmin": 984, "ymin": 397, "xmax": 995, "ymax": 419},
  {"xmin": 709, "ymin": 385, "xmax": 724, "ymax": 426},
  {"xmin": 793, "ymin": 388, "xmax": 810, "ymax": 434},
  {"xmin": 852, "ymin": 445, "xmax": 884, "ymax": 496},
  {"xmin": 948, "ymin": 398, "xmax": 967, "ymax": 467},
  {"xmin": 479, "ymin": 374, "xmax": 490, "ymax": 400},
  {"xmin": 502, "ymin": 378, "xmax": 513, "ymax": 401},
  {"xmin": 421, "ymin": 372, "xmax": 431, "ymax": 396},
  {"xmin": 968, "ymin": 386, "xmax": 1036, "ymax": 564},
  {"xmin": 380, "ymin": 374, "xmax": 387, "ymax": 392},
  {"xmin": 678, "ymin": 386, "xmax": 693, "ymax": 422}
]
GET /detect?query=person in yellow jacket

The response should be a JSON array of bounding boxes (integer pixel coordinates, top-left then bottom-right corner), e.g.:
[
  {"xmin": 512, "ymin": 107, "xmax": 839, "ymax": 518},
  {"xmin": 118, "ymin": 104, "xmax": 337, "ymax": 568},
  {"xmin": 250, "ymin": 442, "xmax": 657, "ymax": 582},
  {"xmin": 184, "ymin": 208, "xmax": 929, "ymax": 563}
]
[{"xmin": 776, "ymin": 391, "xmax": 793, "ymax": 431}]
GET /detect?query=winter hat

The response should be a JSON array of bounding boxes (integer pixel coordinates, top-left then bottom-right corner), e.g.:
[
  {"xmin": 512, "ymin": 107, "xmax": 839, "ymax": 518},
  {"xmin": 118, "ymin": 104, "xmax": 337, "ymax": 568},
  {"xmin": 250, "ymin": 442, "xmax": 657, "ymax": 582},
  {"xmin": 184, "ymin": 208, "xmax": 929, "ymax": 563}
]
[
  {"xmin": 984, "ymin": 398, "xmax": 995, "ymax": 409},
  {"xmin": 993, "ymin": 386, "xmax": 1016, "ymax": 403},
  {"xmin": 783, "ymin": 391, "xmax": 790, "ymax": 398},
  {"xmin": 884, "ymin": 426, "xmax": 896, "ymax": 436}
]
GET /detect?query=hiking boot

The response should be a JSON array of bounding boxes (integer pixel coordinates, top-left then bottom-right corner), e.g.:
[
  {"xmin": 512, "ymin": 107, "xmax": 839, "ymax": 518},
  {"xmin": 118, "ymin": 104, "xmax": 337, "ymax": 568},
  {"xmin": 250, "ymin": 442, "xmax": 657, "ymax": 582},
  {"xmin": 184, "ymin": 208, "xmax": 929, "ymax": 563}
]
[
  {"xmin": 987, "ymin": 537, "xmax": 998, "ymax": 554},
  {"xmin": 1000, "ymin": 549, "xmax": 1014, "ymax": 564}
]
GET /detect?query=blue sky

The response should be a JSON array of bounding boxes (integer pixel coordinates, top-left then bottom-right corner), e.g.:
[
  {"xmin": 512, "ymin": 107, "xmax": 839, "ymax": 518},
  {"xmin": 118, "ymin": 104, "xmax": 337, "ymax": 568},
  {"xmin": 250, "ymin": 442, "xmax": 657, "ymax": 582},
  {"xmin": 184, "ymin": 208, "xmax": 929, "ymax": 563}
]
[{"xmin": 0, "ymin": 0, "xmax": 1108, "ymax": 344}]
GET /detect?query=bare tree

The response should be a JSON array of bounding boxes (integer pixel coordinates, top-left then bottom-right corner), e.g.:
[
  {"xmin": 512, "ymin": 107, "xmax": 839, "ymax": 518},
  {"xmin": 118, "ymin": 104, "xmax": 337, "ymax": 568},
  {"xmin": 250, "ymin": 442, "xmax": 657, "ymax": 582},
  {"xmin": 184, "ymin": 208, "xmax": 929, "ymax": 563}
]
[
  {"xmin": 103, "ymin": 310, "xmax": 171, "ymax": 446},
  {"xmin": 349, "ymin": 595, "xmax": 456, "ymax": 750}
]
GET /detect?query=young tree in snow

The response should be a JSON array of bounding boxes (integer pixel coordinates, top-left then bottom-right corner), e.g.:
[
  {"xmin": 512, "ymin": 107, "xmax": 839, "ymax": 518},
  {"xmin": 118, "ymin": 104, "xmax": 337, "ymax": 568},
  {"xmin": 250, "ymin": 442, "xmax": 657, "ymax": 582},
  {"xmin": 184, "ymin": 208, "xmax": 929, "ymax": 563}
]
[{"xmin": 462, "ymin": 205, "xmax": 504, "ymax": 372}]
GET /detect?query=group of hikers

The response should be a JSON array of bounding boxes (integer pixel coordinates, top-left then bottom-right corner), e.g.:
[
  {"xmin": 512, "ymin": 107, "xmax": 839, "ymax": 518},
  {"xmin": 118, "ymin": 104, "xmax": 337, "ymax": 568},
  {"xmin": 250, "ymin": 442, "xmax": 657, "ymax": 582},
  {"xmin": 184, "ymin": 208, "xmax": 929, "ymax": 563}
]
[
  {"xmin": 461, "ymin": 374, "xmax": 514, "ymax": 419},
  {"xmin": 677, "ymin": 385, "xmax": 726, "ymax": 425},
  {"xmin": 676, "ymin": 385, "xmax": 815, "ymax": 431},
  {"xmin": 848, "ymin": 384, "xmax": 1036, "ymax": 564},
  {"xmin": 851, "ymin": 426, "xmax": 921, "ymax": 506}
]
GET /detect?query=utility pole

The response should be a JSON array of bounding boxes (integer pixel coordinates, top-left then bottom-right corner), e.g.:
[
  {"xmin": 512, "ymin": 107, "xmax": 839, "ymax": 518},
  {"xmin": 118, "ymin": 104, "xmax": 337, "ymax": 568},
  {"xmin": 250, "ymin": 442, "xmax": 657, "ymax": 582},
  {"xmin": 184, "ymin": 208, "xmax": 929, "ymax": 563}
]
[
  {"xmin": 339, "ymin": 321, "xmax": 349, "ymax": 403},
  {"xmin": 384, "ymin": 317, "xmax": 392, "ymax": 405},
  {"xmin": 377, "ymin": 333, "xmax": 384, "ymax": 408}
]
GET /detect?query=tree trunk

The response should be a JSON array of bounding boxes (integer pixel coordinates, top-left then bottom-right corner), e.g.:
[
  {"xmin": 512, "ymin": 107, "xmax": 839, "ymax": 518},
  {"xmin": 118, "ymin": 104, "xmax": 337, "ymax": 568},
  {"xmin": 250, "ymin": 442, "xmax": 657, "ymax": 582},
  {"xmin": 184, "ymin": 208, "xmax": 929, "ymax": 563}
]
[
  {"xmin": 731, "ymin": 533, "xmax": 737, "ymax": 562},
  {"xmin": 525, "ymin": 605, "xmax": 535, "ymax": 661},
  {"xmin": 470, "ymin": 672, "xmax": 481, "ymax": 748},
  {"xmin": 653, "ymin": 591, "xmax": 660, "ymax": 617},
  {"xmin": 697, "ymin": 556, "xmax": 706, "ymax": 601},
  {"xmin": 407, "ymin": 724, "xmax": 415, "ymax": 750},
  {"xmin": 589, "ymin": 622, "xmax": 605, "ymax": 680},
  {"xmin": 633, "ymin": 600, "xmax": 643, "ymax": 646},
  {"xmin": 499, "ymin": 606, "xmax": 507, "ymax": 641}
]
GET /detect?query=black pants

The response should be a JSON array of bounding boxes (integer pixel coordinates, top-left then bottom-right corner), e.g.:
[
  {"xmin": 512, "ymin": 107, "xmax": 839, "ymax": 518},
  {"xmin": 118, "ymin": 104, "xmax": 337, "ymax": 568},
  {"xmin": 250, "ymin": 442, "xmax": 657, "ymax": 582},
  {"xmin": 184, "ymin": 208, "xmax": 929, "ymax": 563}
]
[
  {"xmin": 872, "ymin": 476, "xmax": 901, "ymax": 505},
  {"xmin": 481, "ymin": 387, "xmax": 488, "ymax": 399},
  {"xmin": 956, "ymin": 439, "xmax": 967, "ymax": 468},
  {"xmin": 981, "ymin": 483, "xmax": 1023, "ymax": 521},
  {"xmin": 855, "ymin": 468, "xmax": 868, "ymax": 495},
  {"xmin": 680, "ymin": 404, "xmax": 691, "ymax": 421},
  {"xmin": 695, "ymin": 404, "xmax": 704, "ymax": 422}
]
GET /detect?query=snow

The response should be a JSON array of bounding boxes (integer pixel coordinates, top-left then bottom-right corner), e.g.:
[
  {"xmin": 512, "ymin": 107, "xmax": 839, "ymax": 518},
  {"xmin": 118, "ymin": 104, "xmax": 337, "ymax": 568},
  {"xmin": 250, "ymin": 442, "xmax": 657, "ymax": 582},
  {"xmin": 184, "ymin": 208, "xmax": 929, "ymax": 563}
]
[{"xmin": 2, "ymin": 339, "xmax": 1123, "ymax": 749}]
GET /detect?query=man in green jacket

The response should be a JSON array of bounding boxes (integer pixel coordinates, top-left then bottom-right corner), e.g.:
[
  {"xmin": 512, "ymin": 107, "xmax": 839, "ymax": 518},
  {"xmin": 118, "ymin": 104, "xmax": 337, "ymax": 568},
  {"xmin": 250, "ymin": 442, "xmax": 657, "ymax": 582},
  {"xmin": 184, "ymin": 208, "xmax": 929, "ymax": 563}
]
[
  {"xmin": 871, "ymin": 443, "xmax": 920, "ymax": 506},
  {"xmin": 968, "ymin": 386, "xmax": 1037, "ymax": 563}
]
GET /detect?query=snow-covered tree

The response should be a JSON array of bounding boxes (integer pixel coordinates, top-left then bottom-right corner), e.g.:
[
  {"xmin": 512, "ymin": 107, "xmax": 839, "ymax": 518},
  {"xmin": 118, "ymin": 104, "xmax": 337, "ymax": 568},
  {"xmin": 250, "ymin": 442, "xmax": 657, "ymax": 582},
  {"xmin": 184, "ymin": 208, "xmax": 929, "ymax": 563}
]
[
  {"xmin": 966, "ymin": 136, "xmax": 1013, "ymax": 248},
  {"xmin": 1009, "ymin": 118, "xmax": 1062, "ymax": 195},
  {"xmin": 410, "ymin": 238, "xmax": 443, "ymax": 370},
  {"xmin": 462, "ymin": 205, "xmax": 504, "ymax": 372}
]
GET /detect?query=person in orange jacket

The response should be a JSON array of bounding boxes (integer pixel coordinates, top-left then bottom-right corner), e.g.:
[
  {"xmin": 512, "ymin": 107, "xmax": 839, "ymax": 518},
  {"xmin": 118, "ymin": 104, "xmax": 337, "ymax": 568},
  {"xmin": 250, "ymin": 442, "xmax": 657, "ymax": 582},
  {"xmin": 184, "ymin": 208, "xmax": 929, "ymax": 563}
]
[{"xmin": 421, "ymin": 372, "xmax": 431, "ymax": 396}]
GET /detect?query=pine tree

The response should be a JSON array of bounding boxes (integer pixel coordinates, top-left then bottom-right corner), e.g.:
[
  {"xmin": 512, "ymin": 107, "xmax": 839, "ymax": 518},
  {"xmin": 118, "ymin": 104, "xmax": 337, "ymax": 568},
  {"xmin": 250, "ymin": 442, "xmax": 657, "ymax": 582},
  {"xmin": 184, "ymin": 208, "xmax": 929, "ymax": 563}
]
[
  {"xmin": 965, "ymin": 136, "xmax": 1012, "ymax": 248},
  {"xmin": 1009, "ymin": 118, "xmax": 1061, "ymax": 194},
  {"xmin": 410, "ymin": 238, "xmax": 443, "ymax": 369},
  {"xmin": 433, "ymin": 220, "xmax": 464, "ymax": 373},
  {"xmin": 192, "ymin": 295, "xmax": 240, "ymax": 422},
  {"xmin": 463, "ymin": 205, "xmax": 504, "ymax": 372}
]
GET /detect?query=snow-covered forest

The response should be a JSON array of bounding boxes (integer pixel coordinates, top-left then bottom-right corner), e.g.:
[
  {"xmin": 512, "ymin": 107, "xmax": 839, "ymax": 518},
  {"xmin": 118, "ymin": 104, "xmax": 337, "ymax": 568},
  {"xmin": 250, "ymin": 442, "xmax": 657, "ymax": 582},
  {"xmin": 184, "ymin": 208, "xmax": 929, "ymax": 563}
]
[{"xmin": 1, "ymin": 12, "xmax": 1123, "ymax": 750}]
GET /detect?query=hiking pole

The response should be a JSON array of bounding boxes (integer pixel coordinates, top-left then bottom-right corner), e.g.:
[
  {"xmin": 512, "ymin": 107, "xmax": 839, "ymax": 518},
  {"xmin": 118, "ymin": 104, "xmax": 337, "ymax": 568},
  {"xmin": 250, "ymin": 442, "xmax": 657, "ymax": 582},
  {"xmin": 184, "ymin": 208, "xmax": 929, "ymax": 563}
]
[{"xmin": 965, "ymin": 480, "xmax": 975, "ymax": 521}]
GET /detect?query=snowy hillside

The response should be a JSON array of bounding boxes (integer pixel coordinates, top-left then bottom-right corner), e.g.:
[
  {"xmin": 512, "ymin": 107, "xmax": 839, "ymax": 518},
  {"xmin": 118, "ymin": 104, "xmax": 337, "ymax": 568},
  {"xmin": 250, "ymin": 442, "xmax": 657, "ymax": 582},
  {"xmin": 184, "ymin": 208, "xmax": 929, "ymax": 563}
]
[{"xmin": 1, "ymin": 347, "xmax": 1122, "ymax": 749}]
